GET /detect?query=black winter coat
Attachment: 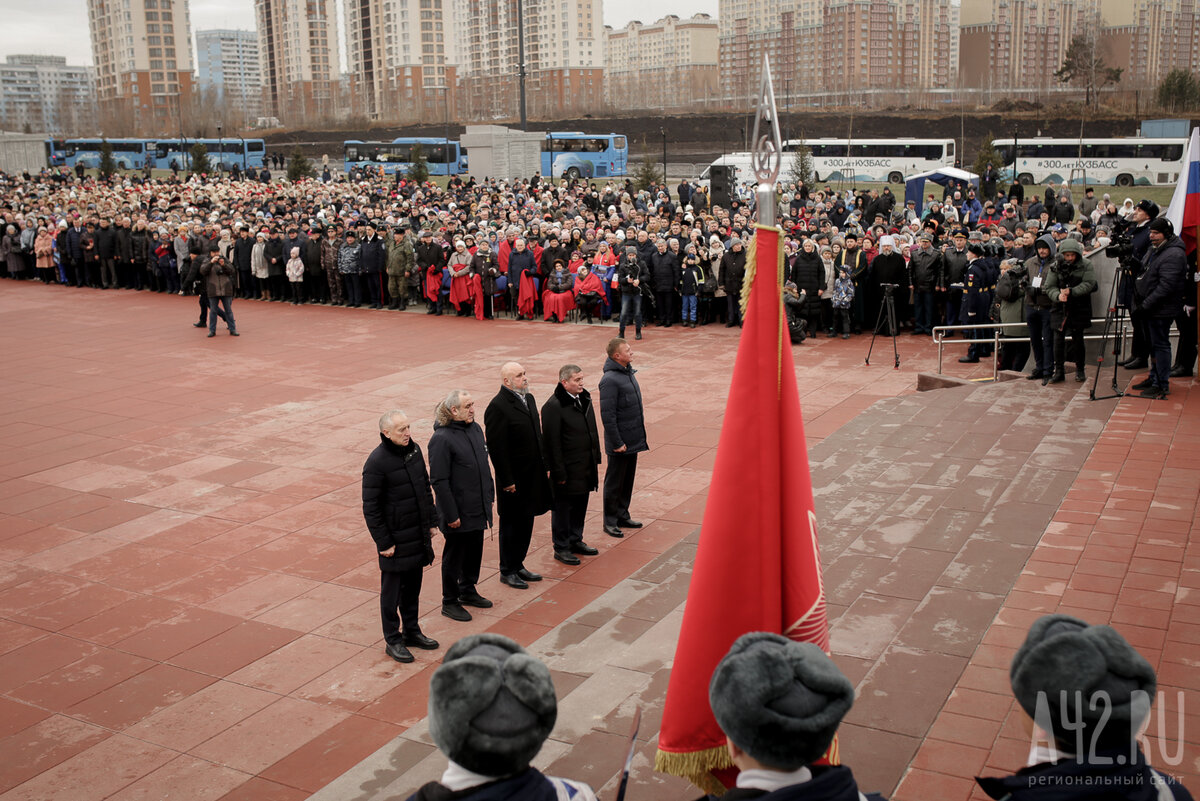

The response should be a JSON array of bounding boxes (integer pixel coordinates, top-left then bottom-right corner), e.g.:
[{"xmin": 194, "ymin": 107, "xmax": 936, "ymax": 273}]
[
  {"xmin": 1135, "ymin": 235, "xmax": 1187, "ymax": 319},
  {"xmin": 720, "ymin": 248, "xmax": 747, "ymax": 295},
  {"xmin": 484, "ymin": 388, "xmax": 552, "ymax": 517},
  {"xmin": 94, "ymin": 226, "xmax": 117, "ymax": 259},
  {"xmin": 361, "ymin": 235, "xmax": 386, "ymax": 274},
  {"xmin": 649, "ymin": 249, "xmax": 680, "ymax": 291},
  {"xmin": 909, "ymin": 247, "xmax": 943, "ymax": 291},
  {"xmin": 428, "ymin": 420, "xmax": 495, "ymax": 532},
  {"xmin": 541, "ymin": 383, "xmax": 601, "ymax": 495},
  {"xmin": 361, "ymin": 435, "xmax": 436, "ymax": 572},
  {"xmin": 790, "ymin": 248, "xmax": 825, "ymax": 296},
  {"xmin": 264, "ymin": 238, "xmax": 284, "ymax": 277},
  {"xmin": 598, "ymin": 357, "xmax": 648, "ymax": 455}
]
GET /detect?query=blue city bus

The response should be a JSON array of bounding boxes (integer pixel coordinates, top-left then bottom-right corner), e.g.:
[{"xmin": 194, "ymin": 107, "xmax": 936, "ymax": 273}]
[
  {"xmin": 540, "ymin": 132, "xmax": 628, "ymax": 180},
  {"xmin": 153, "ymin": 138, "xmax": 266, "ymax": 171},
  {"xmin": 343, "ymin": 139, "xmax": 468, "ymax": 176},
  {"xmin": 63, "ymin": 139, "xmax": 154, "ymax": 170},
  {"xmin": 44, "ymin": 139, "xmax": 66, "ymax": 167}
]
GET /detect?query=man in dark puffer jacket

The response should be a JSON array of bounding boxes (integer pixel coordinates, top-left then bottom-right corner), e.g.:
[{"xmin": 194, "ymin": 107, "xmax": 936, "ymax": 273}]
[{"xmin": 362, "ymin": 409, "xmax": 440, "ymax": 664}]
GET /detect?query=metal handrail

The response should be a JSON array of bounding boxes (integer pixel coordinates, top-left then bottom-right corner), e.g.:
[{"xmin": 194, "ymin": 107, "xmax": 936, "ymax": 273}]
[{"xmin": 932, "ymin": 318, "xmax": 1127, "ymax": 380}]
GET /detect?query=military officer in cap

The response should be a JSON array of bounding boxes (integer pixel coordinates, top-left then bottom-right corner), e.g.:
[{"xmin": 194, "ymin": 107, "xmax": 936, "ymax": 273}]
[
  {"xmin": 941, "ymin": 228, "xmax": 970, "ymax": 334},
  {"xmin": 958, "ymin": 243, "xmax": 992, "ymax": 363}
]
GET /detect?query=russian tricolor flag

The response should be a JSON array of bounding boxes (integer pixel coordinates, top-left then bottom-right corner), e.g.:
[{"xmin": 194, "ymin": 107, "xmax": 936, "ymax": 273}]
[{"xmin": 1165, "ymin": 127, "xmax": 1200, "ymax": 256}]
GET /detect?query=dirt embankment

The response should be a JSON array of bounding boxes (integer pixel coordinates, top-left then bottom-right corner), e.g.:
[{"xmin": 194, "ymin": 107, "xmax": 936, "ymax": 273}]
[{"xmin": 264, "ymin": 109, "xmax": 1185, "ymax": 168}]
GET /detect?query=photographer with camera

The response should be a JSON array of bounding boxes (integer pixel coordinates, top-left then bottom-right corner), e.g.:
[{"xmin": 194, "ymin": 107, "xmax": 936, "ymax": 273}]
[
  {"xmin": 1117, "ymin": 200, "xmax": 1158, "ymax": 370},
  {"xmin": 1130, "ymin": 218, "xmax": 1188, "ymax": 399},
  {"xmin": 1043, "ymin": 238, "xmax": 1097, "ymax": 384}
]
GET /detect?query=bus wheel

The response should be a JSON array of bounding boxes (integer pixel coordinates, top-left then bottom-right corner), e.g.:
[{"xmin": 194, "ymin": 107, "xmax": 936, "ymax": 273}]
[
  {"xmin": 1018, "ymin": 173, "xmax": 1034, "ymax": 186},
  {"xmin": 1115, "ymin": 173, "xmax": 1133, "ymax": 187},
  {"xmin": 888, "ymin": 171, "xmax": 903, "ymax": 185},
  {"xmin": 566, "ymin": 167, "xmax": 581, "ymax": 180}
]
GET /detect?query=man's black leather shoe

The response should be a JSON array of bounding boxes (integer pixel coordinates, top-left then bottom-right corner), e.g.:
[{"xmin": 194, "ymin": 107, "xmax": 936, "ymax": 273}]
[
  {"xmin": 1122, "ymin": 358, "xmax": 1148, "ymax": 369},
  {"xmin": 1170, "ymin": 366, "xmax": 1193, "ymax": 378},
  {"xmin": 570, "ymin": 542, "xmax": 598, "ymax": 555},
  {"xmin": 617, "ymin": 519, "xmax": 643, "ymax": 528},
  {"xmin": 403, "ymin": 633, "xmax": 439, "ymax": 650},
  {"xmin": 441, "ymin": 603, "xmax": 472, "ymax": 621},
  {"xmin": 958, "ymin": 356, "xmax": 979, "ymax": 363},
  {"xmin": 385, "ymin": 642, "xmax": 415, "ymax": 663},
  {"xmin": 516, "ymin": 568, "xmax": 542, "ymax": 582},
  {"xmin": 1026, "ymin": 370, "xmax": 1044, "ymax": 380},
  {"xmin": 1131, "ymin": 378, "xmax": 1155, "ymax": 391},
  {"xmin": 603, "ymin": 524, "xmax": 624, "ymax": 537},
  {"xmin": 554, "ymin": 550, "xmax": 581, "ymax": 565},
  {"xmin": 501, "ymin": 573, "xmax": 528, "ymax": 589},
  {"xmin": 460, "ymin": 592, "xmax": 493, "ymax": 608}
]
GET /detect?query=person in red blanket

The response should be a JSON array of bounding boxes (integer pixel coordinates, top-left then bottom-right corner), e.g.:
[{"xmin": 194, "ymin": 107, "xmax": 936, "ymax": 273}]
[
  {"xmin": 510, "ymin": 238, "xmax": 539, "ymax": 320},
  {"xmin": 573, "ymin": 264, "xmax": 603, "ymax": 323},
  {"xmin": 542, "ymin": 260, "xmax": 575, "ymax": 323}
]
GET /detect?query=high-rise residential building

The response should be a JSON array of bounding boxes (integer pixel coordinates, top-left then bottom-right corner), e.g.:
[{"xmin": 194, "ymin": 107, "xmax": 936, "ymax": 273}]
[
  {"xmin": 343, "ymin": 0, "xmax": 459, "ymax": 121},
  {"xmin": 86, "ymin": 0, "xmax": 195, "ymax": 134},
  {"xmin": 958, "ymin": 0, "xmax": 1095, "ymax": 91},
  {"xmin": 460, "ymin": 0, "xmax": 604, "ymax": 121},
  {"xmin": 195, "ymin": 29, "xmax": 263, "ymax": 121},
  {"xmin": 1098, "ymin": 0, "xmax": 1199, "ymax": 88},
  {"xmin": 718, "ymin": 0, "xmax": 958, "ymax": 104},
  {"xmin": 0, "ymin": 55, "xmax": 97, "ymax": 135},
  {"xmin": 255, "ymin": 0, "xmax": 340, "ymax": 123},
  {"xmin": 604, "ymin": 14, "xmax": 720, "ymax": 111}
]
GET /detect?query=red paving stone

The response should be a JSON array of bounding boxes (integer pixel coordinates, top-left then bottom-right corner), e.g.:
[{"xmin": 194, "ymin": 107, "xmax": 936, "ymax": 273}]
[{"xmin": 1, "ymin": 281, "xmax": 1195, "ymax": 799}]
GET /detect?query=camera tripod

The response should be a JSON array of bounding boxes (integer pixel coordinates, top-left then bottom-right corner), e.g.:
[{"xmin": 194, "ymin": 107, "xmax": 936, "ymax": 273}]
[
  {"xmin": 1089, "ymin": 264, "xmax": 1128, "ymax": 401},
  {"xmin": 866, "ymin": 284, "xmax": 900, "ymax": 369}
]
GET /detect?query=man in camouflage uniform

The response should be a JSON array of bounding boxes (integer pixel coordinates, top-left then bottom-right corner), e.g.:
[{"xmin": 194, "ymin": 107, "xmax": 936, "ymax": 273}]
[{"xmin": 387, "ymin": 222, "xmax": 415, "ymax": 309}]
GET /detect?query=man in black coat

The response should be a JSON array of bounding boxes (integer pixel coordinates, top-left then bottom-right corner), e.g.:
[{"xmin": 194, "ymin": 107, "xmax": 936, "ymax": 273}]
[
  {"xmin": 428, "ymin": 390, "xmax": 495, "ymax": 622},
  {"xmin": 360, "ymin": 221, "xmax": 387, "ymax": 309},
  {"xmin": 598, "ymin": 338, "xmax": 648, "ymax": 538},
  {"xmin": 484, "ymin": 363, "xmax": 552, "ymax": 590},
  {"xmin": 649, "ymin": 238, "xmax": 681, "ymax": 326},
  {"xmin": 541, "ymin": 364, "xmax": 602, "ymax": 566},
  {"xmin": 1131, "ymin": 218, "xmax": 1188, "ymax": 399},
  {"xmin": 362, "ymin": 410, "xmax": 440, "ymax": 663}
]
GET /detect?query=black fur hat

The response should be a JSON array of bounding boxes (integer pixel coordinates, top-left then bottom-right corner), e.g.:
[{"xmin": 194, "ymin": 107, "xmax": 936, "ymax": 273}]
[
  {"xmin": 428, "ymin": 634, "xmax": 557, "ymax": 777},
  {"xmin": 709, "ymin": 632, "xmax": 854, "ymax": 770}
]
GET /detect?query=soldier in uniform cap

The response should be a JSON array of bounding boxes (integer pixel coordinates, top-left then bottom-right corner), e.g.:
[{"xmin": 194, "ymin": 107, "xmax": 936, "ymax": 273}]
[
  {"xmin": 941, "ymin": 229, "xmax": 970, "ymax": 335},
  {"xmin": 386, "ymin": 220, "xmax": 415, "ymax": 309}
]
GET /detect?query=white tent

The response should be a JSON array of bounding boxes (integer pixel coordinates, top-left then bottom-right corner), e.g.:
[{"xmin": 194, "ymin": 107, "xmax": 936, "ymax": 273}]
[{"xmin": 904, "ymin": 167, "xmax": 980, "ymax": 214}]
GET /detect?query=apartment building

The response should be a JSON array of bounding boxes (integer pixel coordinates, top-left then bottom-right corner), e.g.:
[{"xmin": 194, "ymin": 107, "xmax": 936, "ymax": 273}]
[
  {"xmin": 255, "ymin": 0, "xmax": 340, "ymax": 122},
  {"xmin": 604, "ymin": 14, "xmax": 719, "ymax": 110},
  {"xmin": 0, "ymin": 55, "xmax": 97, "ymax": 135},
  {"xmin": 195, "ymin": 29, "xmax": 263, "ymax": 121}
]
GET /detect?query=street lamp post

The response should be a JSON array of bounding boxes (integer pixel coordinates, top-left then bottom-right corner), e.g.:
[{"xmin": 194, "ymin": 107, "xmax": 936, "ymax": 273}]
[
  {"xmin": 516, "ymin": 0, "xmax": 528, "ymax": 131},
  {"xmin": 547, "ymin": 132, "xmax": 554, "ymax": 182},
  {"xmin": 217, "ymin": 125, "xmax": 222, "ymax": 173},
  {"xmin": 660, "ymin": 128, "xmax": 667, "ymax": 185}
]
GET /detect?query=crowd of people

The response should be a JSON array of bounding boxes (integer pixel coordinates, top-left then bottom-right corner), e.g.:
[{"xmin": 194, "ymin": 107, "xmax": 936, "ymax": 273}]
[{"xmin": 1, "ymin": 164, "xmax": 1195, "ymax": 391}]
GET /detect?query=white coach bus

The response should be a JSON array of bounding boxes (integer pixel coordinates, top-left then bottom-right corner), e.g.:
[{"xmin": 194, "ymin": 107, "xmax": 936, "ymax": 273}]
[
  {"xmin": 991, "ymin": 137, "xmax": 1188, "ymax": 187},
  {"xmin": 701, "ymin": 138, "xmax": 955, "ymax": 186}
]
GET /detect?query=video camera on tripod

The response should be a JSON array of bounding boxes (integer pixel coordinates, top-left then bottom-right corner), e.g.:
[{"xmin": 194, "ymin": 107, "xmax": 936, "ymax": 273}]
[{"xmin": 879, "ymin": 282, "xmax": 899, "ymax": 295}]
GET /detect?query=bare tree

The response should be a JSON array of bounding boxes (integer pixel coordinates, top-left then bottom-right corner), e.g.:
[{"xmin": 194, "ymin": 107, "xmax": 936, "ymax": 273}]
[{"xmin": 1054, "ymin": 32, "xmax": 1123, "ymax": 110}]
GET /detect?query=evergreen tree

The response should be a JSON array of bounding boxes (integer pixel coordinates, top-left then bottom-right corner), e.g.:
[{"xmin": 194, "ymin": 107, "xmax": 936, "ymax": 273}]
[
  {"xmin": 189, "ymin": 143, "xmax": 211, "ymax": 175},
  {"xmin": 973, "ymin": 134, "xmax": 1006, "ymax": 193},
  {"xmin": 98, "ymin": 139, "xmax": 117, "ymax": 179},
  {"xmin": 287, "ymin": 147, "xmax": 315, "ymax": 181},
  {"xmin": 406, "ymin": 143, "xmax": 430, "ymax": 184},
  {"xmin": 787, "ymin": 144, "xmax": 813, "ymax": 187},
  {"xmin": 632, "ymin": 152, "xmax": 663, "ymax": 193},
  {"xmin": 1156, "ymin": 69, "xmax": 1200, "ymax": 113}
]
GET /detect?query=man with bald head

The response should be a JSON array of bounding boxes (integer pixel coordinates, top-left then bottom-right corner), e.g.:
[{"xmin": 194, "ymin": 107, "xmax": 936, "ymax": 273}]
[{"xmin": 484, "ymin": 362, "xmax": 553, "ymax": 590}]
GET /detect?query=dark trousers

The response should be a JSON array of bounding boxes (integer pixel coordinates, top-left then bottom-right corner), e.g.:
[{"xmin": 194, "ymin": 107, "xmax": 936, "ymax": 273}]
[
  {"xmin": 1026, "ymin": 306, "xmax": 1054, "ymax": 374},
  {"xmin": 197, "ymin": 291, "xmax": 227, "ymax": 325},
  {"xmin": 100, "ymin": 257, "xmax": 117, "ymax": 288},
  {"xmin": 913, "ymin": 290, "xmax": 935, "ymax": 334},
  {"xmin": 1128, "ymin": 307, "xmax": 1150, "ymax": 360},
  {"xmin": 851, "ymin": 282, "xmax": 865, "ymax": 332},
  {"xmin": 945, "ymin": 289, "xmax": 963, "ymax": 332},
  {"xmin": 497, "ymin": 507, "xmax": 534, "ymax": 576},
  {"xmin": 366, "ymin": 272, "xmax": 383, "ymax": 306},
  {"xmin": 344, "ymin": 273, "xmax": 363, "ymax": 306},
  {"xmin": 999, "ymin": 340, "xmax": 1030, "ymax": 372},
  {"xmin": 1147, "ymin": 316, "xmax": 1173, "ymax": 389},
  {"xmin": 655, "ymin": 290, "xmax": 674, "ymax": 324},
  {"xmin": 380, "ymin": 568, "xmax": 423, "ymax": 644},
  {"xmin": 441, "ymin": 529, "xmax": 483, "ymax": 605},
  {"xmin": 207, "ymin": 296, "xmax": 235, "ymax": 333},
  {"xmin": 603, "ymin": 452, "xmax": 638, "ymax": 527},
  {"xmin": 1054, "ymin": 326, "xmax": 1086, "ymax": 374},
  {"xmin": 551, "ymin": 492, "xmax": 589, "ymax": 552},
  {"xmin": 726, "ymin": 293, "xmax": 742, "ymax": 325},
  {"xmin": 1174, "ymin": 310, "xmax": 1197, "ymax": 372}
]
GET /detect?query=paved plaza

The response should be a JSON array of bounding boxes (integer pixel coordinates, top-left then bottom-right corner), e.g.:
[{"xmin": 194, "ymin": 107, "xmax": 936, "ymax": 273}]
[{"xmin": 0, "ymin": 282, "xmax": 1195, "ymax": 800}]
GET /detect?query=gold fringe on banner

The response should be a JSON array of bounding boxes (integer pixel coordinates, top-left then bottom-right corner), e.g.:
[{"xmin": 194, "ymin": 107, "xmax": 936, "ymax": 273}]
[
  {"xmin": 655, "ymin": 745, "xmax": 733, "ymax": 796},
  {"xmin": 739, "ymin": 223, "xmax": 788, "ymax": 397}
]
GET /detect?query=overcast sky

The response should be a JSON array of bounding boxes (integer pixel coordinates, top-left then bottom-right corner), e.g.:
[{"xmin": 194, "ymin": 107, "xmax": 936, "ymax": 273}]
[{"xmin": 0, "ymin": 0, "xmax": 718, "ymax": 69}]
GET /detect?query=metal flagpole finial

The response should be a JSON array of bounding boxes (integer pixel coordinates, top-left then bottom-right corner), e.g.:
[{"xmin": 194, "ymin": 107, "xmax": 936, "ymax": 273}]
[{"xmin": 751, "ymin": 54, "xmax": 783, "ymax": 226}]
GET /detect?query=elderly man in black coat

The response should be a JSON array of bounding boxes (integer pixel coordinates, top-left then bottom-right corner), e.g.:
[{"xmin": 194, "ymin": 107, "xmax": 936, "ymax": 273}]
[
  {"xmin": 362, "ymin": 410, "xmax": 440, "ymax": 663},
  {"xmin": 599, "ymin": 337, "xmax": 648, "ymax": 538},
  {"xmin": 541, "ymin": 364, "xmax": 602, "ymax": 566},
  {"xmin": 484, "ymin": 362, "xmax": 552, "ymax": 590},
  {"xmin": 428, "ymin": 390, "xmax": 496, "ymax": 622},
  {"xmin": 1132, "ymin": 218, "xmax": 1188, "ymax": 399}
]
